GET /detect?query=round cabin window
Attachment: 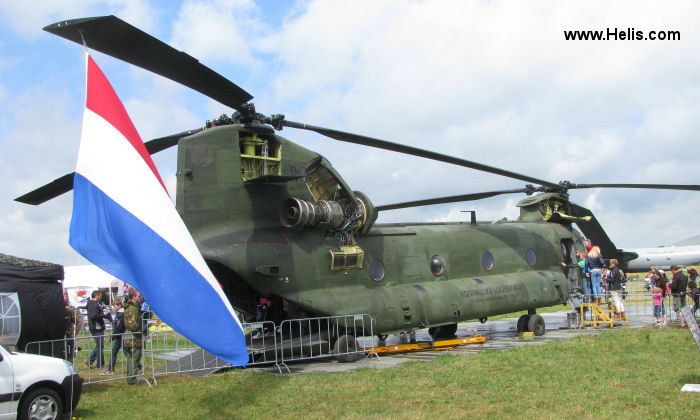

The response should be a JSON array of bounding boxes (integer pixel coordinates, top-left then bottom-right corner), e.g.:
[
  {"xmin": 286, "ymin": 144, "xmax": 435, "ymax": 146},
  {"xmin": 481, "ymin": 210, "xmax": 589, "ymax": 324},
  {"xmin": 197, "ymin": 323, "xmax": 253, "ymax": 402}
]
[
  {"xmin": 369, "ymin": 259, "xmax": 385, "ymax": 282},
  {"xmin": 526, "ymin": 248, "xmax": 537, "ymax": 267},
  {"xmin": 430, "ymin": 255, "xmax": 446, "ymax": 276},
  {"xmin": 481, "ymin": 251, "xmax": 494, "ymax": 271}
]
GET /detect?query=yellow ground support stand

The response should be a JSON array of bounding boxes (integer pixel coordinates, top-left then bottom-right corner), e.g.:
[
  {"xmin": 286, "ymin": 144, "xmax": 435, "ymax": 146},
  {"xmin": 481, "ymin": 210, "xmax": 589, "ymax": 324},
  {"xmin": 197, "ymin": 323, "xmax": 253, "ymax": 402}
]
[
  {"xmin": 579, "ymin": 301, "xmax": 628, "ymax": 328},
  {"xmin": 363, "ymin": 334, "xmax": 488, "ymax": 355}
]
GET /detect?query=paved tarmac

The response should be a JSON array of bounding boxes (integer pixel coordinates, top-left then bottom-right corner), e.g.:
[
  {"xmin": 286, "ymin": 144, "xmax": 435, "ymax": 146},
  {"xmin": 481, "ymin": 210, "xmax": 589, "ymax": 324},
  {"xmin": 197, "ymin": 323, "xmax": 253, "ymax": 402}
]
[{"xmin": 254, "ymin": 310, "xmax": 658, "ymax": 375}]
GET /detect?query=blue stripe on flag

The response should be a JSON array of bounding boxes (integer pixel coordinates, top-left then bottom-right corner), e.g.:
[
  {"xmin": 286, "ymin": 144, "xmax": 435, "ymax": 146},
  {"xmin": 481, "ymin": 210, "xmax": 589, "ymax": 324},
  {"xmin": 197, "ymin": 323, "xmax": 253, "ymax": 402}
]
[{"xmin": 69, "ymin": 173, "xmax": 248, "ymax": 366}]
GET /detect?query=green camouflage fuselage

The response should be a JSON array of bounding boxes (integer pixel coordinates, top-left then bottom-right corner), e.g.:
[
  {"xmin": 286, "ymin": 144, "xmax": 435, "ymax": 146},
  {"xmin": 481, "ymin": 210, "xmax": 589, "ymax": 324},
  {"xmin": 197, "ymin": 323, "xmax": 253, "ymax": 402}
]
[{"xmin": 176, "ymin": 125, "xmax": 581, "ymax": 334}]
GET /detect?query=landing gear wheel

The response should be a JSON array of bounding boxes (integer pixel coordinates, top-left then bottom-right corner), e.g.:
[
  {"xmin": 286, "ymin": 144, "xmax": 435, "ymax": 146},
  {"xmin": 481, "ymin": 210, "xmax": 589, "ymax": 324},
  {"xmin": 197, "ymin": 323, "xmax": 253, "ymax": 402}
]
[
  {"xmin": 19, "ymin": 387, "xmax": 62, "ymax": 420},
  {"xmin": 441, "ymin": 323, "xmax": 457, "ymax": 337},
  {"xmin": 428, "ymin": 323, "xmax": 457, "ymax": 340},
  {"xmin": 528, "ymin": 314, "xmax": 546, "ymax": 336},
  {"xmin": 428, "ymin": 327, "xmax": 440, "ymax": 340},
  {"xmin": 516, "ymin": 315, "xmax": 530, "ymax": 333},
  {"xmin": 334, "ymin": 334, "xmax": 362, "ymax": 363}
]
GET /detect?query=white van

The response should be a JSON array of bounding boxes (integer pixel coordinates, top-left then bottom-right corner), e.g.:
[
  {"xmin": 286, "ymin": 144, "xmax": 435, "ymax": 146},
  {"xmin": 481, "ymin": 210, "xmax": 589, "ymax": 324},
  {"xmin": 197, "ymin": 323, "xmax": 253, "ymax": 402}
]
[{"xmin": 0, "ymin": 344, "xmax": 82, "ymax": 420}]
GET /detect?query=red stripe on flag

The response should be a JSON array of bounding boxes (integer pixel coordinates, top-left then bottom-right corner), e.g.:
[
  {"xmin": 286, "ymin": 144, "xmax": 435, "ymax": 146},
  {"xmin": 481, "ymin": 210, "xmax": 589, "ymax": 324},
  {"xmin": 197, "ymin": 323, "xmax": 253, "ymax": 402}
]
[{"xmin": 85, "ymin": 55, "xmax": 167, "ymax": 192}]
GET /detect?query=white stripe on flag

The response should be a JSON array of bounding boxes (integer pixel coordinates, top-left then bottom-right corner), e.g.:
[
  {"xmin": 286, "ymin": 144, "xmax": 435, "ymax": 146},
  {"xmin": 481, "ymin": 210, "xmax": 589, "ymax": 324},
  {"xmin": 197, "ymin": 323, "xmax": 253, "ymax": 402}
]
[{"xmin": 76, "ymin": 109, "xmax": 241, "ymax": 327}]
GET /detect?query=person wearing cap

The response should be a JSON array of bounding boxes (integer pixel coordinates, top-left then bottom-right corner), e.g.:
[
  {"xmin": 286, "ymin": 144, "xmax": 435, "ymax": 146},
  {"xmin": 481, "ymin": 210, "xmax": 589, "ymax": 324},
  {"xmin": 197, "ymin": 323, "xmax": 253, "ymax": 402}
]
[{"xmin": 670, "ymin": 265, "xmax": 688, "ymax": 327}]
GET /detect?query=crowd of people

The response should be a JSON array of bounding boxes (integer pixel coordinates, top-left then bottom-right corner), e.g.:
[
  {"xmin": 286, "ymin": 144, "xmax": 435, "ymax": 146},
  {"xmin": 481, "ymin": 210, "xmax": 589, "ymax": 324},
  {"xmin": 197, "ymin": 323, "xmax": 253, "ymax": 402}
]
[
  {"xmin": 64, "ymin": 286, "xmax": 147, "ymax": 385},
  {"xmin": 576, "ymin": 239, "xmax": 700, "ymax": 325},
  {"xmin": 577, "ymin": 239, "xmax": 627, "ymax": 320},
  {"xmin": 647, "ymin": 265, "xmax": 699, "ymax": 327}
]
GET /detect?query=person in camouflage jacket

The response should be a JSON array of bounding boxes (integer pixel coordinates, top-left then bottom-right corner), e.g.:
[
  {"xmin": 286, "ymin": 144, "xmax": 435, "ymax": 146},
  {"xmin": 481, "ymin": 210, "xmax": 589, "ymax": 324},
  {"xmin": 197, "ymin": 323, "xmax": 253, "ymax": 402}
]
[{"xmin": 123, "ymin": 289, "xmax": 143, "ymax": 385}]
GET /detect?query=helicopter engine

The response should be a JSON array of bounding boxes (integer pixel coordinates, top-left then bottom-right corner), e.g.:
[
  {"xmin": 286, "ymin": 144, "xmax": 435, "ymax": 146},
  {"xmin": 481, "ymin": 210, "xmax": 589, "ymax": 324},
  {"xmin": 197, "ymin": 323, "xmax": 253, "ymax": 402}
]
[
  {"xmin": 280, "ymin": 198, "xmax": 344, "ymax": 228},
  {"xmin": 279, "ymin": 192, "xmax": 377, "ymax": 234}
]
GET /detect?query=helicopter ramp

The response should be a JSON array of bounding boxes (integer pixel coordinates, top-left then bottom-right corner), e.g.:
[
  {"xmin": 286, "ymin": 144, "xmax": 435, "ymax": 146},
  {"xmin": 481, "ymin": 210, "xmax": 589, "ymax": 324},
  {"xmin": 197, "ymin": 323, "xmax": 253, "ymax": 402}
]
[{"xmin": 156, "ymin": 349, "xmax": 230, "ymax": 377}]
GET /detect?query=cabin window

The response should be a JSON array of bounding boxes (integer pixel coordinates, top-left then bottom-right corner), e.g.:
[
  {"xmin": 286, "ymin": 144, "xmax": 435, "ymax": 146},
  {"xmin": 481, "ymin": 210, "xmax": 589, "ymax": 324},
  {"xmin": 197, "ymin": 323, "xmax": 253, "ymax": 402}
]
[
  {"xmin": 369, "ymin": 259, "xmax": 385, "ymax": 282},
  {"xmin": 430, "ymin": 255, "xmax": 446, "ymax": 276},
  {"xmin": 526, "ymin": 248, "xmax": 537, "ymax": 267},
  {"xmin": 481, "ymin": 251, "xmax": 494, "ymax": 271}
]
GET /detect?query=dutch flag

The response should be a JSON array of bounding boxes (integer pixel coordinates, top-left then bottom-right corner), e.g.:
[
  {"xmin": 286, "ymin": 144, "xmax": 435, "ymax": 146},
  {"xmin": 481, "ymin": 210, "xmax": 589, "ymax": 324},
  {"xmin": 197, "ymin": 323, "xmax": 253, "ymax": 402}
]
[{"xmin": 69, "ymin": 53, "xmax": 248, "ymax": 366}]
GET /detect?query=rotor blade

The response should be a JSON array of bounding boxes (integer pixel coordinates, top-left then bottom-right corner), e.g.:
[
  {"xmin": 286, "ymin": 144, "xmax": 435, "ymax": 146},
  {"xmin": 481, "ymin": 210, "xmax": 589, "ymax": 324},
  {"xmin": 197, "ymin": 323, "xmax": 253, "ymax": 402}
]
[
  {"xmin": 563, "ymin": 182, "xmax": 700, "ymax": 192},
  {"xmin": 144, "ymin": 128, "xmax": 203, "ymax": 154},
  {"xmin": 15, "ymin": 129, "xmax": 200, "ymax": 205},
  {"xmin": 280, "ymin": 120, "xmax": 561, "ymax": 189},
  {"xmin": 568, "ymin": 202, "xmax": 623, "ymax": 263},
  {"xmin": 44, "ymin": 16, "xmax": 253, "ymax": 111},
  {"xmin": 376, "ymin": 188, "xmax": 533, "ymax": 211},
  {"xmin": 15, "ymin": 173, "xmax": 75, "ymax": 205}
]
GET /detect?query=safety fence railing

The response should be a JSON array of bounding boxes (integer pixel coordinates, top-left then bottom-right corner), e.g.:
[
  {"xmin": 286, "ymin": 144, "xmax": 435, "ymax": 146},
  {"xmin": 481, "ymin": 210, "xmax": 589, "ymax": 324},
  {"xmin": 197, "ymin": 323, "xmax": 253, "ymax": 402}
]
[
  {"xmin": 275, "ymin": 314, "xmax": 376, "ymax": 372},
  {"xmin": 575, "ymin": 291, "xmax": 698, "ymax": 327},
  {"xmin": 145, "ymin": 320, "xmax": 282, "ymax": 383},
  {"xmin": 241, "ymin": 321, "xmax": 279, "ymax": 368},
  {"xmin": 146, "ymin": 330, "xmax": 226, "ymax": 384},
  {"xmin": 619, "ymin": 291, "xmax": 654, "ymax": 316},
  {"xmin": 25, "ymin": 331, "xmax": 148, "ymax": 385},
  {"xmin": 25, "ymin": 315, "xmax": 375, "ymax": 384}
]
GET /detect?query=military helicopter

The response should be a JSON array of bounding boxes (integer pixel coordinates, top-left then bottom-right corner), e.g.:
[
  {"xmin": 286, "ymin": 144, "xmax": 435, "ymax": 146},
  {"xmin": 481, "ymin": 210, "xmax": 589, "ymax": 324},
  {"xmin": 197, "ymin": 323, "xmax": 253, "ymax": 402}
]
[{"xmin": 17, "ymin": 16, "xmax": 700, "ymax": 345}]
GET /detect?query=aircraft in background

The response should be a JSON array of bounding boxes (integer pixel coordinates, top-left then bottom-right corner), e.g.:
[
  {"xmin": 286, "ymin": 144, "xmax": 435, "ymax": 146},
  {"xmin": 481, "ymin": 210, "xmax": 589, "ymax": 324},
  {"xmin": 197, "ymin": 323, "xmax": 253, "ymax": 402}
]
[{"xmin": 623, "ymin": 233, "xmax": 700, "ymax": 272}]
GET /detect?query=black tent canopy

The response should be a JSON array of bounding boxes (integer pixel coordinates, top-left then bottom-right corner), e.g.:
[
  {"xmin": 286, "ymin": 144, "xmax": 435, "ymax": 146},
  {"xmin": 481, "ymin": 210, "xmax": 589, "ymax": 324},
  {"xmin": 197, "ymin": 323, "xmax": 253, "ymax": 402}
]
[{"xmin": 0, "ymin": 253, "xmax": 66, "ymax": 355}]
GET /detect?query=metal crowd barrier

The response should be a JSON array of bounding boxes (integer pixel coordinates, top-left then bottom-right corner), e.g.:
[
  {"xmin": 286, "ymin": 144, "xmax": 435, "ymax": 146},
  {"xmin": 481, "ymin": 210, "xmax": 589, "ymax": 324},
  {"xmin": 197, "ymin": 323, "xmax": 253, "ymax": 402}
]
[
  {"xmin": 24, "ymin": 331, "xmax": 149, "ymax": 385},
  {"xmin": 146, "ymin": 330, "xmax": 227, "ymax": 384},
  {"xmin": 25, "ymin": 314, "xmax": 380, "ymax": 383},
  {"xmin": 243, "ymin": 321, "xmax": 280, "ymax": 370},
  {"xmin": 619, "ymin": 291, "xmax": 654, "ymax": 317},
  {"xmin": 573, "ymin": 290, "xmax": 698, "ymax": 328},
  {"xmin": 144, "ymin": 320, "xmax": 283, "ymax": 382},
  {"xmin": 275, "ymin": 314, "xmax": 375, "ymax": 372}
]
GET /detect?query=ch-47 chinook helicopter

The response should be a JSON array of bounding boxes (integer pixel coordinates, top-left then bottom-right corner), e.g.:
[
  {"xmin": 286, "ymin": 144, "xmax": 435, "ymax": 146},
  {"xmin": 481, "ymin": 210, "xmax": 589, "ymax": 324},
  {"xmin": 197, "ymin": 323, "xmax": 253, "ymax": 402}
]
[{"xmin": 17, "ymin": 16, "xmax": 700, "ymax": 345}]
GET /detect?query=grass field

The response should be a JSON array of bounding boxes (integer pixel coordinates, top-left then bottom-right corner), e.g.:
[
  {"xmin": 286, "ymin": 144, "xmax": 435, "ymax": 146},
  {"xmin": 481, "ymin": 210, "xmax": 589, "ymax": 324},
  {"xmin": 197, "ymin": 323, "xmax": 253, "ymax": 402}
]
[{"xmin": 70, "ymin": 326, "xmax": 699, "ymax": 419}]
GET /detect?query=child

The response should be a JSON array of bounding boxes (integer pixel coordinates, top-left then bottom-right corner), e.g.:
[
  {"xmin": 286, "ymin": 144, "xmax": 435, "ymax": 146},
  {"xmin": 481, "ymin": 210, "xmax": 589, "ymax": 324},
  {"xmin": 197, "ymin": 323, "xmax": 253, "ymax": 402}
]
[
  {"xmin": 105, "ymin": 298, "xmax": 125, "ymax": 375},
  {"xmin": 652, "ymin": 286, "xmax": 664, "ymax": 326}
]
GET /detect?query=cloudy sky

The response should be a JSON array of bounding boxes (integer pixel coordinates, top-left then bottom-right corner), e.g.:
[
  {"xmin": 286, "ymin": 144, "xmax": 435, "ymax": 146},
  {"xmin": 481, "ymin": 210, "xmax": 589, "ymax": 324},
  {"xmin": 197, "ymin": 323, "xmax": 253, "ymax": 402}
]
[{"xmin": 1, "ymin": 0, "xmax": 699, "ymax": 266}]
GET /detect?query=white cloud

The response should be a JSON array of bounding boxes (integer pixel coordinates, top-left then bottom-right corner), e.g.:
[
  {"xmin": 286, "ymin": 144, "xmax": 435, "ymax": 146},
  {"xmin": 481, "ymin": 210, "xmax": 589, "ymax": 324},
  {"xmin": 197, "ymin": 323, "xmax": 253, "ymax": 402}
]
[
  {"xmin": 0, "ymin": 0, "xmax": 158, "ymax": 40},
  {"xmin": 169, "ymin": 0, "xmax": 266, "ymax": 67},
  {"xmin": 262, "ymin": 0, "xmax": 700, "ymax": 232},
  {"xmin": 3, "ymin": 0, "xmax": 700, "ymax": 265},
  {"xmin": 0, "ymin": 86, "xmax": 82, "ymax": 263}
]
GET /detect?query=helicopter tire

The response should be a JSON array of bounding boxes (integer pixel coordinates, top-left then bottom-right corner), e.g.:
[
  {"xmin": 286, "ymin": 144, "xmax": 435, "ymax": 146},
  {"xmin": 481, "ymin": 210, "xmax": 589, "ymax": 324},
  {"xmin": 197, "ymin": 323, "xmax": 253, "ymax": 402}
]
[
  {"xmin": 428, "ymin": 327, "xmax": 439, "ymax": 339},
  {"xmin": 516, "ymin": 315, "xmax": 530, "ymax": 334},
  {"xmin": 527, "ymin": 314, "xmax": 545, "ymax": 336},
  {"xmin": 334, "ymin": 334, "xmax": 363, "ymax": 363},
  {"xmin": 428, "ymin": 323, "xmax": 458, "ymax": 340},
  {"xmin": 440, "ymin": 323, "xmax": 458, "ymax": 337}
]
